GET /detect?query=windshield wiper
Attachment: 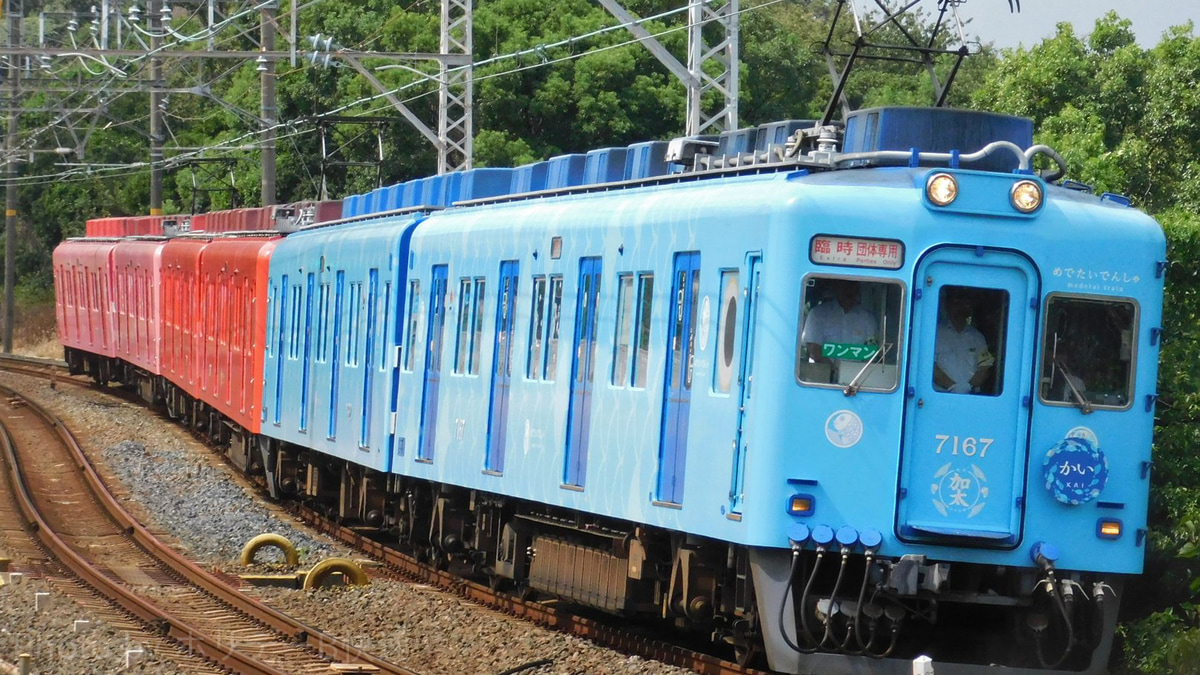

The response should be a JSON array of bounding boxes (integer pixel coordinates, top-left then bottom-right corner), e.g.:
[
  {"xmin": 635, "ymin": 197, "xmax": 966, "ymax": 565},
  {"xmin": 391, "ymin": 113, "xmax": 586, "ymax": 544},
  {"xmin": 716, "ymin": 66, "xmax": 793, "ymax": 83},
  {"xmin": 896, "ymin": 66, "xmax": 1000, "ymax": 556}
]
[
  {"xmin": 1054, "ymin": 358, "xmax": 1093, "ymax": 415},
  {"xmin": 844, "ymin": 343, "xmax": 891, "ymax": 396}
]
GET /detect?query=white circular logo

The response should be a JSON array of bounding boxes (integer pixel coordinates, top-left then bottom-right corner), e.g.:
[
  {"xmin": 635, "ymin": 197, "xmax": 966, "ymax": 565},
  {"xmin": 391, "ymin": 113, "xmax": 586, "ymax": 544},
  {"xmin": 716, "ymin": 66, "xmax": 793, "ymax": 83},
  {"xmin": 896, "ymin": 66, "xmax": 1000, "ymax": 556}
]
[
  {"xmin": 825, "ymin": 410, "xmax": 864, "ymax": 448},
  {"xmin": 698, "ymin": 295, "xmax": 712, "ymax": 351},
  {"xmin": 1066, "ymin": 426, "xmax": 1100, "ymax": 448}
]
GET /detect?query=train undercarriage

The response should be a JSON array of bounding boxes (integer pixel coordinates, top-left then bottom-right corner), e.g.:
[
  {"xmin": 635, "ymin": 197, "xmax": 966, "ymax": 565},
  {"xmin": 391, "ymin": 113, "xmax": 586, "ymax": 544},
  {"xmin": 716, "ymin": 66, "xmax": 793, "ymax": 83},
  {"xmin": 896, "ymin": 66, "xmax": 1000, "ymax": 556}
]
[{"xmin": 82, "ymin": 353, "xmax": 1121, "ymax": 674}]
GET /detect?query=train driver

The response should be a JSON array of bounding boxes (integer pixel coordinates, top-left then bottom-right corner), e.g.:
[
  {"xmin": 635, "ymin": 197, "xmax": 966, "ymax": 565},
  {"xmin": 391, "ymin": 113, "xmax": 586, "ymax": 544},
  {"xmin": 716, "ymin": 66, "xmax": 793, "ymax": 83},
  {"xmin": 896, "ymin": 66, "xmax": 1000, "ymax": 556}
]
[
  {"xmin": 800, "ymin": 279, "xmax": 879, "ymax": 364},
  {"xmin": 933, "ymin": 290, "xmax": 993, "ymax": 394}
]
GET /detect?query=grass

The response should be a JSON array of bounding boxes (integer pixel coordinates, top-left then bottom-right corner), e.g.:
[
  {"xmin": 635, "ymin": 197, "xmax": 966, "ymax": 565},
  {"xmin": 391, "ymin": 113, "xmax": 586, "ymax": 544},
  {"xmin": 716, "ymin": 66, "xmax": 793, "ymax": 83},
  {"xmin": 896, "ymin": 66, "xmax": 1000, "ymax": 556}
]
[{"xmin": 8, "ymin": 283, "xmax": 62, "ymax": 359}]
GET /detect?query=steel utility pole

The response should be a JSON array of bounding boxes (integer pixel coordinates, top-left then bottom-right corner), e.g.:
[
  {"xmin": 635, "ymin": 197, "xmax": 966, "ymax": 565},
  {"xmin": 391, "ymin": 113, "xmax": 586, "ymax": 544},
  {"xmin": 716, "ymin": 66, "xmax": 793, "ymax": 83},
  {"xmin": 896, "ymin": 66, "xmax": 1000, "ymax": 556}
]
[
  {"xmin": 260, "ymin": 1, "xmax": 276, "ymax": 205},
  {"xmin": 149, "ymin": 0, "xmax": 163, "ymax": 215},
  {"xmin": 3, "ymin": 0, "xmax": 20, "ymax": 354}
]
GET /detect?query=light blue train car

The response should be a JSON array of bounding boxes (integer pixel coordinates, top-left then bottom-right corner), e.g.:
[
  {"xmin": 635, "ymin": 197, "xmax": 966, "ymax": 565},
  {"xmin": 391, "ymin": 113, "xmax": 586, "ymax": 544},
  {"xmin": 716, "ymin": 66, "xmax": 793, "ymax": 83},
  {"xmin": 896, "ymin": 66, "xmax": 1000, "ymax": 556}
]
[{"xmin": 257, "ymin": 107, "xmax": 1164, "ymax": 675}]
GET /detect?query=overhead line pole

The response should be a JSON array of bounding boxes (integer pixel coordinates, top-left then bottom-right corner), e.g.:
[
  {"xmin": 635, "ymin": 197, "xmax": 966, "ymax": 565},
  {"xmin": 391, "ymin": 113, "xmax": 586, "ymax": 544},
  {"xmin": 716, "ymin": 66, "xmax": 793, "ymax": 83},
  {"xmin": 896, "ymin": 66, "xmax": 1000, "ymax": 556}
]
[
  {"xmin": 149, "ymin": 0, "xmax": 163, "ymax": 215},
  {"xmin": 3, "ymin": 0, "xmax": 20, "ymax": 353},
  {"xmin": 260, "ymin": 1, "xmax": 276, "ymax": 205}
]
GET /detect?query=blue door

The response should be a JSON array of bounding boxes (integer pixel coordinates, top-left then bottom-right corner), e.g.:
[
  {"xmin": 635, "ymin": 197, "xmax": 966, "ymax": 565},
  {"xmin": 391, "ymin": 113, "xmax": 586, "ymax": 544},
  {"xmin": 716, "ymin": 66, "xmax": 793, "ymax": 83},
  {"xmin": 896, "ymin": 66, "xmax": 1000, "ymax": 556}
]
[
  {"xmin": 564, "ymin": 257, "xmax": 601, "ymax": 487},
  {"xmin": 898, "ymin": 248, "xmax": 1037, "ymax": 545},
  {"xmin": 486, "ymin": 261, "xmax": 519, "ymax": 473},
  {"xmin": 729, "ymin": 255, "xmax": 761, "ymax": 515},
  {"xmin": 418, "ymin": 265, "xmax": 448, "ymax": 462},
  {"xmin": 657, "ymin": 251, "xmax": 701, "ymax": 504}
]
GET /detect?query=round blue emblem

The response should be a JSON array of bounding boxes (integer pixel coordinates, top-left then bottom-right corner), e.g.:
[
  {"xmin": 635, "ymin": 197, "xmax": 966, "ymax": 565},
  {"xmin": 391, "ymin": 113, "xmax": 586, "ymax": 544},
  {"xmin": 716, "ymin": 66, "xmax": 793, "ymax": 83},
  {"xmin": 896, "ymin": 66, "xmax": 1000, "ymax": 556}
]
[{"xmin": 1043, "ymin": 437, "xmax": 1108, "ymax": 505}]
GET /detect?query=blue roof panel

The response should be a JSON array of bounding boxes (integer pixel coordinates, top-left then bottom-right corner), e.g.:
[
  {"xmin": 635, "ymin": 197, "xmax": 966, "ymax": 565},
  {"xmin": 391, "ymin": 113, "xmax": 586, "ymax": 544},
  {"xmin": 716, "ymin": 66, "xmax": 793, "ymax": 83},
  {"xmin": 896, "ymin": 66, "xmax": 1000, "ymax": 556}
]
[
  {"xmin": 584, "ymin": 148, "xmax": 628, "ymax": 184},
  {"xmin": 547, "ymin": 154, "xmax": 587, "ymax": 189},
  {"xmin": 512, "ymin": 161, "xmax": 549, "ymax": 193},
  {"xmin": 626, "ymin": 141, "xmax": 670, "ymax": 179}
]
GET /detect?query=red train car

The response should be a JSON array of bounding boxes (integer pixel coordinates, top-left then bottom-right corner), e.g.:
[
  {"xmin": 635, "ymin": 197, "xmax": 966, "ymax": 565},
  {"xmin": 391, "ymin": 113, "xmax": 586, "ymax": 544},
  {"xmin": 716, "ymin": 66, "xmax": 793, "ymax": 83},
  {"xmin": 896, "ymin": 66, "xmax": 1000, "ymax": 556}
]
[
  {"xmin": 197, "ymin": 235, "xmax": 278, "ymax": 442},
  {"xmin": 112, "ymin": 238, "xmax": 166, "ymax": 400},
  {"xmin": 159, "ymin": 233, "xmax": 278, "ymax": 465},
  {"xmin": 161, "ymin": 235, "xmax": 210, "ymax": 409},
  {"xmin": 53, "ymin": 238, "xmax": 118, "ymax": 380}
]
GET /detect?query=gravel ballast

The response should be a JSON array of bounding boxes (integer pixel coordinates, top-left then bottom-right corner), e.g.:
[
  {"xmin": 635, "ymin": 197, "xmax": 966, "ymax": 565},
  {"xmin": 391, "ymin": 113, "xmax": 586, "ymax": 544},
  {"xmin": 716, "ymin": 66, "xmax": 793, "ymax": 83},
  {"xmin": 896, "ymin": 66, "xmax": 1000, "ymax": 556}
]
[
  {"xmin": 252, "ymin": 580, "xmax": 696, "ymax": 675},
  {"xmin": 102, "ymin": 440, "xmax": 335, "ymax": 564},
  {"xmin": 7, "ymin": 372, "xmax": 701, "ymax": 674},
  {"xmin": 0, "ymin": 574, "xmax": 180, "ymax": 674}
]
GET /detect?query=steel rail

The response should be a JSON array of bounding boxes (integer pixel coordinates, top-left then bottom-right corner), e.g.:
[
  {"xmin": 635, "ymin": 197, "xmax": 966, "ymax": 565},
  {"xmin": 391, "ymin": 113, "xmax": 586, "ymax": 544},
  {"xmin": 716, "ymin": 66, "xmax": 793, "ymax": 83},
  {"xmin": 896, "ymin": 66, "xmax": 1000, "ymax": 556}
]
[
  {"xmin": 0, "ymin": 375, "xmax": 419, "ymax": 675},
  {"xmin": 0, "ymin": 389, "xmax": 290, "ymax": 675},
  {"xmin": 0, "ymin": 353, "xmax": 760, "ymax": 674}
]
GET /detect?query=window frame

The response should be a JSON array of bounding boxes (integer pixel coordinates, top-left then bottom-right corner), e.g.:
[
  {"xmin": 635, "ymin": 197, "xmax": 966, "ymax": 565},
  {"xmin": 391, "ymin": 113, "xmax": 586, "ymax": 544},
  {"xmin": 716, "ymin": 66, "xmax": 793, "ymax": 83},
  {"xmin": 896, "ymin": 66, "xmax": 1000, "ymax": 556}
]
[
  {"xmin": 794, "ymin": 272, "xmax": 907, "ymax": 394},
  {"xmin": 1037, "ymin": 291, "xmax": 1139, "ymax": 412},
  {"xmin": 527, "ymin": 275, "xmax": 547, "ymax": 380},
  {"xmin": 931, "ymin": 284, "xmax": 1011, "ymax": 398},
  {"xmin": 631, "ymin": 272, "xmax": 654, "ymax": 389},
  {"xmin": 454, "ymin": 277, "xmax": 473, "ymax": 375},
  {"xmin": 611, "ymin": 273, "xmax": 635, "ymax": 387},
  {"xmin": 713, "ymin": 268, "xmax": 740, "ymax": 395}
]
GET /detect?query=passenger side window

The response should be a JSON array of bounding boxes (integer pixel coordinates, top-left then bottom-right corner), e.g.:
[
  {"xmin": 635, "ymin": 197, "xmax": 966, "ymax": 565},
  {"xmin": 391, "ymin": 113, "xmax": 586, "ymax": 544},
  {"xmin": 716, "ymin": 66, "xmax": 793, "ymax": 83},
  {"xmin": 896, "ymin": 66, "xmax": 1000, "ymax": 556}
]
[
  {"xmin": 546, "ymin": 276, "xmax": 564, "ymax": 380},
  {"xmin": 632, "ymin": 274, "xmax": 654, "ymax": 388},
  {"xmin": 347, "ymin": 282, "xmax": 362, "ymax": 366},
  {"xmin": 455, "ymin": 278, "xmax": 473, "ymax": 374},
  {"xmin": 527, "ymin": 276, "xmax": 547, "ymax": 379},
  {"xmin": 612, "ymin": 274, "xmax": 634, "ymax": 386},
  {"xmin": 1040, "ymin": 295, "xmax": 1136, "ymax": 409},
  {"xmin": 404, "ymin": 280, "xmax": 420, "ymax": 371},
  {"xmin": 472, "ymin": 278, "xmax": 486, "ymax": 375},
  {"xmin": 932, "ymin": 285, "xmax": 1008, "ymax": 396},
  {"xmin": 526, "ymin": 275, "xmax": 564, "ymax": 381},
  {"xmin": 714, "ymin": 270, "xmax": 739, "ymax": 393},
  {"xmin": 796, "ymin": 277, "xmax": 902, "ymax": 391}
]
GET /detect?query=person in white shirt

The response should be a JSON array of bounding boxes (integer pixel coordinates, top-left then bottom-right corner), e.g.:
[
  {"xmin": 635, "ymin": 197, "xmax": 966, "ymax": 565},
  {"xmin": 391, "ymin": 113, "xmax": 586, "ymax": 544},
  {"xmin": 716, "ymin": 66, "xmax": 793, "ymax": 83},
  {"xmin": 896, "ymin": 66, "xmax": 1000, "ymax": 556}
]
[
  {"xmin": 934, "ymin": 292, "xmax": 992, "ymax": 394},
  {"xmin": 801, "ymin": 280, "xmax": 879, "ymax": 364}
]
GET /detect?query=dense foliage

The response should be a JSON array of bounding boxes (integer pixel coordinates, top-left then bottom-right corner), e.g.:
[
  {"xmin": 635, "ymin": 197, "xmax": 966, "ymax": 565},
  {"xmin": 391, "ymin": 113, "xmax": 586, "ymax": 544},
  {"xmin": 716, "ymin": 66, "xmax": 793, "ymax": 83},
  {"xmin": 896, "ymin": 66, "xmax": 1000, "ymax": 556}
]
[{"xmin": 4, "ymin": 3, "xmax": 1200, "ymax": 670}]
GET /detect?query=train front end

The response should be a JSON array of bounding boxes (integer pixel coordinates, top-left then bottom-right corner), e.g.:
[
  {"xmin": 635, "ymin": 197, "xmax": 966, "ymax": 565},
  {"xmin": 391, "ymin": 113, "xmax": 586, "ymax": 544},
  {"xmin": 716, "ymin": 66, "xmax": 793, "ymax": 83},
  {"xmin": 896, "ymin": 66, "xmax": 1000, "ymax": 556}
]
[{"xmin": 746, "ymin": 109, "xmax": 1165, "ymax": 674}]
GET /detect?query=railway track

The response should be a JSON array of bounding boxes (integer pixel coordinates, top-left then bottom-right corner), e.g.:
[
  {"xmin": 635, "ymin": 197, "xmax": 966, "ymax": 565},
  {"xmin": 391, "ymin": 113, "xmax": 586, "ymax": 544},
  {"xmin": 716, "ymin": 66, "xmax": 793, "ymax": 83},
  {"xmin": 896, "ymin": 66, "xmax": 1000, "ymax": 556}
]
[
  {"xmin": 0, "ymin": 353, "xmax": 765, "ymax": 675},
  {"xmin": 0, "ymin": 366, "xmax": 420, "ymax": 675}
]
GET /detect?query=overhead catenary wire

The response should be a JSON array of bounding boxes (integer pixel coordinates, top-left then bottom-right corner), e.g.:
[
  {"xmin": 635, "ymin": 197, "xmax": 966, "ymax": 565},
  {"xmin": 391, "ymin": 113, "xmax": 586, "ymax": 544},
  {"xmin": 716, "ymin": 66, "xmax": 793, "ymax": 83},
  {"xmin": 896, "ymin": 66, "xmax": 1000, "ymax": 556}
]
[{"xmin": 1, "ymin": 0, "xmax": 791, "ymax": 187}]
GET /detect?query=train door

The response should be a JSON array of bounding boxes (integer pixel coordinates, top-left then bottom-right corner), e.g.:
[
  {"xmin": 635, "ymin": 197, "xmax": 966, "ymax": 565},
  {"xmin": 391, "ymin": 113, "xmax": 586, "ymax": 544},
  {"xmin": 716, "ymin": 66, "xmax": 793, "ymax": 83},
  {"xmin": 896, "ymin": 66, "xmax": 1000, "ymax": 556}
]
[
  {"xmin": 729, "ymin": 254, "xmax": 761, "ymax": 515},
  {"xmin": 898, "ymin": 248, "xmax": 1038, "ymax": 545},
  {"xmin": 418, "ymin": 265, "xmax": 449, "ymax": 462},
  {"xmin": 486, "ymin": 261, "xmax": 519, "ymax": 473},
  {"xmin": 564, "ymin": 257, "xmax": 601, "ymax": 487},
  {"xmin": 657, "ymin": 251, "xmax": 701, "ymax": 505}
]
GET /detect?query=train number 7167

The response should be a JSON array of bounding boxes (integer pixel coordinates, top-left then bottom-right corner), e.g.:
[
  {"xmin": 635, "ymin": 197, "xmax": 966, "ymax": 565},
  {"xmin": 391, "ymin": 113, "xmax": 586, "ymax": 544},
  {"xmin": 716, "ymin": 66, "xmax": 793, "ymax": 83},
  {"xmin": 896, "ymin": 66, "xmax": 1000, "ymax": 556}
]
[{"xmin": 934, "ymin": 434, "xmax": 994, "ymax": 457}]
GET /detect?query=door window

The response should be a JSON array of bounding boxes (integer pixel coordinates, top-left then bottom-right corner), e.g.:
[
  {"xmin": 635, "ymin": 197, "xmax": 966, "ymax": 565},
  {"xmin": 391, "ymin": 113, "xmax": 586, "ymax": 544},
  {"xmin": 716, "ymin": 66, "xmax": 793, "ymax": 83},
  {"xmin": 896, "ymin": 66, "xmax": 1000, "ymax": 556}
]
[{"xmin": 932, "ymin": 286, "xmax": 1008, "ymax": 396}]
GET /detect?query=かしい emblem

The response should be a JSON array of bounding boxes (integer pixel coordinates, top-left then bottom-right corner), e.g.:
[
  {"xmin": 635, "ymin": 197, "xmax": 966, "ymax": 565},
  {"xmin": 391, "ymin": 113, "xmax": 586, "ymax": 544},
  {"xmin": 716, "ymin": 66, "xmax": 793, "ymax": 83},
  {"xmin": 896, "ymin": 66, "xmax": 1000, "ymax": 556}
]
[{"xmin": 1043, "ymin": 436, "xmax": 1108, "ymax": 505}]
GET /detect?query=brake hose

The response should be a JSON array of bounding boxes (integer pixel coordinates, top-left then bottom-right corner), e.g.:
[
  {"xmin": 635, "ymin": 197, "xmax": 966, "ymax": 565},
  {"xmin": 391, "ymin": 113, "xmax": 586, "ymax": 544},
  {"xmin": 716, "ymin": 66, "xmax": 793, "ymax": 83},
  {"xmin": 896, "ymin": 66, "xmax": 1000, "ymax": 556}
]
[{"xmin": 779, "ymin": 547, "xmax": 825, "ymax": 653}]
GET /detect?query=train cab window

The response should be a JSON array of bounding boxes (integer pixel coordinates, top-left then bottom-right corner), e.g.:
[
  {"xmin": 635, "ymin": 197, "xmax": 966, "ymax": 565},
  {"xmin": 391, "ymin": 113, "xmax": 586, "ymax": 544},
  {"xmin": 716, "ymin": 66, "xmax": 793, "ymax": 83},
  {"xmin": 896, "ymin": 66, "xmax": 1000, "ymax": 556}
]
[
  {"xmin": 796, "ymin": 277, "xmax": 902, "ymax": 391},
  {"xmin": 1040, "ymin": 295, "xmax": 1137, "ymax": 410},
  {"xmin": 933, "ymin": 286, "xmax": 1007, "ymax": 396}
]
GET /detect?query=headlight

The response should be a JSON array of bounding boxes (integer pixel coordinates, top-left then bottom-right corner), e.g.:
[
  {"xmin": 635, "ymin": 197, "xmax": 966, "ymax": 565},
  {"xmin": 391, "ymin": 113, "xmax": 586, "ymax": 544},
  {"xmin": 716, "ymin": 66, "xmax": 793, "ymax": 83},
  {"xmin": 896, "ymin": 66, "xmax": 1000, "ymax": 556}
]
[
  {"xmin": 926, "ymin": 173, "xmax": 958, "ymax": 206},
  {"xmin": 1010, "ymin": 179, "xmax": 1043, "ymax": 213}
]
